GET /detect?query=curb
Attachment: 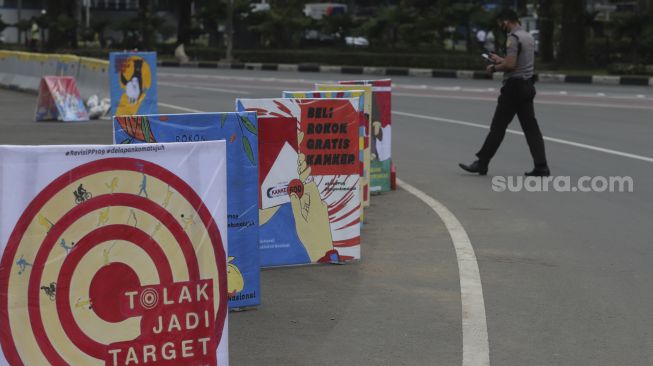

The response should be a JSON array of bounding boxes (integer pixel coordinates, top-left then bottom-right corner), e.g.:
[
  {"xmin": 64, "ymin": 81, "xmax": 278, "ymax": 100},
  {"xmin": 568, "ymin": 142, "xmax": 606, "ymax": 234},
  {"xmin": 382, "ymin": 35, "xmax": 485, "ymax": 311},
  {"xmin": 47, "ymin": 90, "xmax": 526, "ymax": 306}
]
[{"xmin": 158, "ymin": 60, "xmax": 653, "ymax": 87}]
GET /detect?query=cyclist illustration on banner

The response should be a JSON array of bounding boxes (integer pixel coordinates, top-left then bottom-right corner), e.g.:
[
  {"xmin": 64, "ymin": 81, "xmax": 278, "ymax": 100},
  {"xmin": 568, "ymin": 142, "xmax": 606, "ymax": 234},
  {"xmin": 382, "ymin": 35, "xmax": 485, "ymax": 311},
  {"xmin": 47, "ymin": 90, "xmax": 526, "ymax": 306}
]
[
  {"xmin": 113, "ymin": 112, "xmax": 261, "ymax": 309},
  {"xmin": 0, "ymin": 142, "xmax": 228, "ymax": 366}
]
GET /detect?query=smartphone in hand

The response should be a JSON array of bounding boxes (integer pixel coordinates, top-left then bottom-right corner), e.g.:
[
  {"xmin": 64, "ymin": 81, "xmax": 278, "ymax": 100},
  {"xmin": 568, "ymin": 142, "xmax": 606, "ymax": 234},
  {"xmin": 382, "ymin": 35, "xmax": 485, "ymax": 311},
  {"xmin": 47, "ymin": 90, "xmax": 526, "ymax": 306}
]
[{"xmin": 481, "ymin": 53, "xmax": 495, "ymax": 64}]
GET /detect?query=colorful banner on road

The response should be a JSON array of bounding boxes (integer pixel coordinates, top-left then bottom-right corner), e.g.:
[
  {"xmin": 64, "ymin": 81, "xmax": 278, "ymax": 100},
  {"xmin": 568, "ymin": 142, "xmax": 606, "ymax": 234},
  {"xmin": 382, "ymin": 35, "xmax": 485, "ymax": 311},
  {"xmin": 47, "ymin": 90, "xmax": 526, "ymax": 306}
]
[
  {"xmin": 110, "ymin": 52, "xmax": 158, "ymax": 116},
  {"xmin": 35, "ymin": 76, "xmax": 89, "ymax": 122},
  {"xmin": 237, "ymin": 98, "xmax": 361, "ymax": 267},
  {"xmin": 113, "ymin": 112, "xmax": 261, "ymax": 309},
  {"xmin": 340, "ymin": 79, "xmax": 392, "ymax": 192},
  {"xmin": 0, "ymin": 142, "xmax": 229, "ymax": 366},
  {"xmin": 312, "ymin": 85, "xmax": 372, "ymax": 207},
  {"xmin": 282, "ymin": 90, "xmax": 368, "ymax": 221}
]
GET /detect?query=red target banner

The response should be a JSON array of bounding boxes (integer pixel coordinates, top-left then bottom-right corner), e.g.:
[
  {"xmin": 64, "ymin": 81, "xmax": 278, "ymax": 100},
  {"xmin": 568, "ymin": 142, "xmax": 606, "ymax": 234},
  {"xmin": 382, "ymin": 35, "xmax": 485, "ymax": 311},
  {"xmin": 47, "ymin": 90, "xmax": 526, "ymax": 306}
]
[{"xmin": 0, "ymin": 142, "xmax": 228, "ymax": 366}]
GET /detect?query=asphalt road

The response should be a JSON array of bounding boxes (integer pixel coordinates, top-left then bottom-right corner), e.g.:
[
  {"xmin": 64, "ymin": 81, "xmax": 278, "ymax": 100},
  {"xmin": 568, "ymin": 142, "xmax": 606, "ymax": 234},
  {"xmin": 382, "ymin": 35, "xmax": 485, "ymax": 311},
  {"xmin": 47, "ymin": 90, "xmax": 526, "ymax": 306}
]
[{"xmin": 1, "ymin": 67, "xmax": 652, "ymax": 366}]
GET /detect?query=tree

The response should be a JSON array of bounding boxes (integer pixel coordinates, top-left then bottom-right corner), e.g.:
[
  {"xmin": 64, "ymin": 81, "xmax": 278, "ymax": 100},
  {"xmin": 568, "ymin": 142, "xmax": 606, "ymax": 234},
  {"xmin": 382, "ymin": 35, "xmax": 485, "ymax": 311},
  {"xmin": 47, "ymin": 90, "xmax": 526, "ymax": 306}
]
[
  {"xmin": 43, "ymin": 0, "xmax": 79, "ymax": 49},
  {"xmin": 362, "ymin": 5, "xmax": 418, "ymax": 49},
  {"xmin": 90, "ymin": 19, "xmax": 110, "ymax": 48},
  {"xmin": 177, "ymin": 0, "xmax": 193, "ymax": 47},
  {"xmin": 112, "ymin": 17, "xmax": 139, "ymax": 48},
  {"xmin": 195, "ymin": 0, "xmax": 227, "ymax": 47},
  {"xmin": 558, "ymin": 0, "xmax": 587, "ymax": 67},
  {"xmin": 138, "ymin": 0, "xmax": 156, "ymax": 49},
  {"xmin": 14, "ymin": 19, "xmax": 31, "ymax": 46},
  {"xmin": 248, "ymin": 1, "xmax": 311, "ymax": 48},
  {"xmin": 446, "ymin": 3, "xmax": 485, "ymax": 51},
  {"xmin": 612, "ymin": 13, "xmax": 652, "ymax": 63},
  {"xmin": 538, "ymin": 0, "xmax": 555, "ymax": 62},
  {"xmin": 175, "ymin": 0, "xmax": 193, "ymax": 62},
  {"xmin": 0, "ymin": 15, "xmax": 7, "ymax": 35},
  {"xmin": 318, "ymin": 12, "xmax": 357, "ymax": 45}
]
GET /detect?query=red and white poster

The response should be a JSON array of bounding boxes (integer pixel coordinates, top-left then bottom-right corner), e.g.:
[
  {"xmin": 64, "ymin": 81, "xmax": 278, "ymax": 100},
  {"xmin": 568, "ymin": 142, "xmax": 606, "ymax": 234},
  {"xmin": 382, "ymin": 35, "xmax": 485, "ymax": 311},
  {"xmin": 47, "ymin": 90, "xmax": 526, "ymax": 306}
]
[
  {"xmin": 35, "ymin": 76, "xmax": 89, "ymax": 122},
  {"xmin": 237, "ymin": 98, "xmax": 361, "ymax": 267},
  {"xmin": 340, "ymin": 79, "xmax": 392, "ymax": 192},
  {"xmin": 0, "ymin": 141, "xmax": 228, "ymax": 366}
]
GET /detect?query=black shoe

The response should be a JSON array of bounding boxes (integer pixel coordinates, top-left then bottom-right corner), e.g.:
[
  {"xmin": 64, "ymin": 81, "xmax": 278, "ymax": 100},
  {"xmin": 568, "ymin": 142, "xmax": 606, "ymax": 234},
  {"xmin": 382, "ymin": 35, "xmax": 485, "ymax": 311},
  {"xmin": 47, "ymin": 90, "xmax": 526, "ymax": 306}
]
[
  {"xmin": 459, "ymin": 160, "xmax": 488, "ymax": 175},
  {"xmin": 525, "ymin": 167, "xmax": 550, "ymax": 176}
]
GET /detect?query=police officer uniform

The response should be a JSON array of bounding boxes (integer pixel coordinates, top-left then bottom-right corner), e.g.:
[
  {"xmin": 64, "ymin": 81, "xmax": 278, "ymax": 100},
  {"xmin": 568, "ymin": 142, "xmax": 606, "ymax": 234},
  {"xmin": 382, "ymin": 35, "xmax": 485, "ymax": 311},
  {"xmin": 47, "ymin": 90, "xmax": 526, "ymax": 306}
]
[{"xmin": 460, "ymin": 21, "xmax": 550, "ymax": 176}]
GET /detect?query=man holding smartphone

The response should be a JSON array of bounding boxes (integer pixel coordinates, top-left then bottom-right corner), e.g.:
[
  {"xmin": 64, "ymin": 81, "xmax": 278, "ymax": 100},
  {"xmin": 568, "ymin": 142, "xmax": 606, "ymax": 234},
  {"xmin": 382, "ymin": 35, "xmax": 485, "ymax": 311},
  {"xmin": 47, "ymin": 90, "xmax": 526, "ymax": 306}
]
[{"xmin": 459, "ymin": 9, "xmax": 550, "ymax": 176}]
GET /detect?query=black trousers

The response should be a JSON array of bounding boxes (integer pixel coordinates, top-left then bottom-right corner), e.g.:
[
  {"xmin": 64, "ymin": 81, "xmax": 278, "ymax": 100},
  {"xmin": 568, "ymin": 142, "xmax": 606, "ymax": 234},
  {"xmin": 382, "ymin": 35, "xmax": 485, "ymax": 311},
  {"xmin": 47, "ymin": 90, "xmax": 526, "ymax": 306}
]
[{"xmin": 476, "ymin": 78, "xmax": 548, "ymax": 168}]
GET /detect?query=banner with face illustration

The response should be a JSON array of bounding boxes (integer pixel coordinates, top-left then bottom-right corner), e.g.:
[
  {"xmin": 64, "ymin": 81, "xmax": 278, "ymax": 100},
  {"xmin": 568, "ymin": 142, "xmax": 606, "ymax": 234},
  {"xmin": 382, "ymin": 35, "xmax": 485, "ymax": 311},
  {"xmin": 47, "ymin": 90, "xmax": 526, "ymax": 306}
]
[
  {"xmin": 340, "ymin": 79, "xmax": 392, "ymax": 193},
  {"xmin": 110, "ymin": 52, "xmax": 158, "ymax": 116},
  {"xmin": 0, "ymin": 141, "xmax": 228, "ymax": 366},
  {"xmin": 113, "ymin": 112, "xmax": 260, "ymax": 309},
  {"xmin": 236, "ymin": 98, "xmax": 360, "ymax": 267},
  {"xmin": 284, "ymin": 89, "xmax": 370, "ymax": 212}
]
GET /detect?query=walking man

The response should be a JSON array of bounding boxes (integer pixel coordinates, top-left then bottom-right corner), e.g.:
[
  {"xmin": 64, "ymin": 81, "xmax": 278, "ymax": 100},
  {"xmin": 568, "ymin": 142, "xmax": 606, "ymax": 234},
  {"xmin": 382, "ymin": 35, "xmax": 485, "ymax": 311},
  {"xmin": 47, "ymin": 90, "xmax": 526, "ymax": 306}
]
[{"xmin": 460, "ymin": 9, "xmax": 550, "ymax": 176}]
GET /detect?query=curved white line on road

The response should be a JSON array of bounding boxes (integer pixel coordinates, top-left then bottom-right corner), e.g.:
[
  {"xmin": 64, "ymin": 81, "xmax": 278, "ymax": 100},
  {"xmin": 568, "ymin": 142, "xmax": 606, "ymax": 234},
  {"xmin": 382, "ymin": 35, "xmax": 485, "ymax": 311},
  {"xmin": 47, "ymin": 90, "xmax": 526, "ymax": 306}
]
[
  {"xmin": 159, "ymin": 100, "xmax": 492, "ymax": 365},
  {"xmin": 398, "ymin": 179, "xmax": 490, "ymax": 366},
  {"xmin": 394, "ymin": 110, "xmax": 653, "ymax": 163}
]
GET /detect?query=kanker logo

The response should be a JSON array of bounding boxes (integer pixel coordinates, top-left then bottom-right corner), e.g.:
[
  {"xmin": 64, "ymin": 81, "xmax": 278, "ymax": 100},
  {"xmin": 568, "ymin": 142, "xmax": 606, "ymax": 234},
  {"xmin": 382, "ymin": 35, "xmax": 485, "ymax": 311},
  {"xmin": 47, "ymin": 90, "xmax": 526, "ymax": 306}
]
[{"xmin": 287, "ymin": 179, "xmax": 304, "ymax": 199}]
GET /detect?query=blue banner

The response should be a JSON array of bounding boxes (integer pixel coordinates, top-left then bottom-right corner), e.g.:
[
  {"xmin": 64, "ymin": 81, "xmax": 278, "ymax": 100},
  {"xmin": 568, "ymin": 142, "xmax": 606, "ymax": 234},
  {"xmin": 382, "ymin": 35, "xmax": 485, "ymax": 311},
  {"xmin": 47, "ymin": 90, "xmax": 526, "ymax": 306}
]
[
  {"xmin": 113, "ymin": 112, "xmax": 260, "ymax": 308},
  {"xmin": 109, "ymin": 52, "xmax": 158, "ymax": 116}
]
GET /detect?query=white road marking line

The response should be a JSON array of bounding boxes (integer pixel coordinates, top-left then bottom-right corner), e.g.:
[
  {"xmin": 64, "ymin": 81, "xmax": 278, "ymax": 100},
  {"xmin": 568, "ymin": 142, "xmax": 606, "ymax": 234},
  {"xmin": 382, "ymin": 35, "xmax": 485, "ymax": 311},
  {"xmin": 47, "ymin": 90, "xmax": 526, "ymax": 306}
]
[
  {"xmin": 158, "ymin": 82, "xmax": 253, "ymax": 95},
  {"xmin": 158, "ymin": 103, "xmax": 204, "ymax": 113},
  {"xmin": 161, "ymin": 71, "xmax": 653, "ymax": 101},
  {"xmin": 165, "ymin": 80, "xmax": 287, "ymax": 92},
  {"xmin": 394, "ymin": 110, "xmax": 653, "ymax": 163},
  {"xmin": 159, "ymin": 79, "xmax": 653, "ymax": 109},
  {"xmin": 162, "ymin": 80, "xmax": 653, "ymax": 108},
  {"xmin": 463, "ymin": 88, "xmax": 491, "ymax": 93},
  {"xmin": 160, "ymin": 72, "xmax": 328, "ymax": 85},
  {"xmin": 397, "ymin": 178, "xmax": 490, "ymax": 366},
  {"xmin": 392, "ymin": 92, "xmax": 653, "ymax": 110}
]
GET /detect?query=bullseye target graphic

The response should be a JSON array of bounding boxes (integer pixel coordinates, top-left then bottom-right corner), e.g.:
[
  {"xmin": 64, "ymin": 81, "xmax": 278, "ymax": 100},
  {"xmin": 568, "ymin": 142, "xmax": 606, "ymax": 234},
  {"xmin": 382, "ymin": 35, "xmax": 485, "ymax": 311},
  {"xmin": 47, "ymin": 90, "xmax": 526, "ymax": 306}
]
[
  {"xmin": 0, "ymin": 158, "xmax": 227, "ymax": 366},
  {"xmin": 139, "ymin": 288, "xmax": 159, "ymax": 310}
]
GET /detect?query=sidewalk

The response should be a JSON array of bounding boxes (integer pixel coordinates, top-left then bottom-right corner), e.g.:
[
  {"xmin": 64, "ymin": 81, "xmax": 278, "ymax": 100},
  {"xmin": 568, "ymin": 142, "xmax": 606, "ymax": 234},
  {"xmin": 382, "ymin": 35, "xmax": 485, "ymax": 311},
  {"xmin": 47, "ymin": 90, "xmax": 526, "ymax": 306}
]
[{"xmin": 159, "ymin": 60, "xmax": 653, "ymax": 87}]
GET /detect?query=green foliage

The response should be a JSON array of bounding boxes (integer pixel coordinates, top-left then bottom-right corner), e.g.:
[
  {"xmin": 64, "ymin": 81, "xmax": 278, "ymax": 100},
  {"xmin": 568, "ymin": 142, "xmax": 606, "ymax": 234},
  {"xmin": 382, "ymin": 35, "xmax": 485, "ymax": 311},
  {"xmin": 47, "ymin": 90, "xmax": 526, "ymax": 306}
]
[
  {"xmin": 111, "ymin": 17, "xmax": 140, "ymax": 48},
  {"xmin": 609, "ymin": 13, "xmax": 653, "ymax": 63},
  {"xmin": 194, "ymin": 0, "xmax": 227, "ymax": 46},
  {"xmin": 247, "ymin": 3, "xmax": 311, "ymax": 48},
  {"xmin": 46, "ymin": 14, "xmax": 78, "ymax": 49},
  {"xmin": 24, "ymin": 1, "xmax": 653, "ymax": 69},
  {"xmin": 109, "ymin": 11, "xmax": 165, "ymax": 49},
  {"xmin": 361, "ymin": 5, "xmax": 418, "ymax": 48},
  {"xmin": 607, "ymin": 63, "xmax": 653, "ymax": 75},
  {"xmin": 14, "ymin": 19, "xmax": 32, "ymax": 33},
  {"xmin": 89, "ymin": 19, "xmax": 111, "ymax": 46},
  {"xmin": 0, "ymin": 15, "xmax": 7, "ymax": 34},
  {"xmin": 318, "ymin": 12, "xmax": 358, "ymax": 43}
]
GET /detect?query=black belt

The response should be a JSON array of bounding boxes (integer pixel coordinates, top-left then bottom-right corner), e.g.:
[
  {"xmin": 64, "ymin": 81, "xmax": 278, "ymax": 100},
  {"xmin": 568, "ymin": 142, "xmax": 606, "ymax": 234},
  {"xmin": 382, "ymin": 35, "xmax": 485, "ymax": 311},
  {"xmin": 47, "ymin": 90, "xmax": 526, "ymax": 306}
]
[{"xmin": 503, "ymin": 76, "xmax": 535, "ymax": 84}]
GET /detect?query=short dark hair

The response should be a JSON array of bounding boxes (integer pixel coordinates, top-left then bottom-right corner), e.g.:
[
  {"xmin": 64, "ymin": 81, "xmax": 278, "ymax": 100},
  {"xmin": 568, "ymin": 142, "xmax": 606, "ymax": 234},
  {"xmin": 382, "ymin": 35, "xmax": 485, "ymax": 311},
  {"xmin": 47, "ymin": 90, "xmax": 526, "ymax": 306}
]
[{"xmin": 496, "ymin": 9, "xmax": 520, "ymax": 23}]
